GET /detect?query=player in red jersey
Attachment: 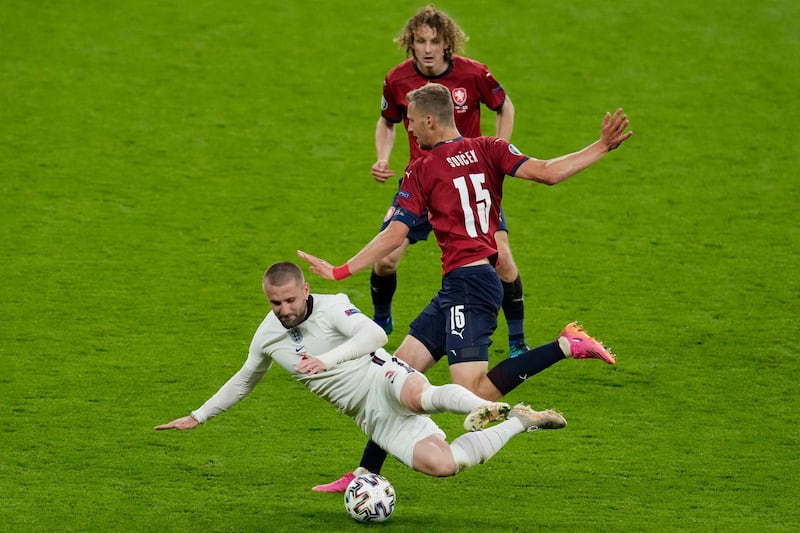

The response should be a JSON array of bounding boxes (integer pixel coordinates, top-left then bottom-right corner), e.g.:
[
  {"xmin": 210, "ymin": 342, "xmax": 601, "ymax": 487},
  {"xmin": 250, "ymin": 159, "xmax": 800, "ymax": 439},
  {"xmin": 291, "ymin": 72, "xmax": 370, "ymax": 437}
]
[
  {"xmin": 368, "ymin": 5, "xmax": 529, "ymax": 361},
  {"xmin": 298, "ymin": 82, "xmax": 632, "ymax": 491}
]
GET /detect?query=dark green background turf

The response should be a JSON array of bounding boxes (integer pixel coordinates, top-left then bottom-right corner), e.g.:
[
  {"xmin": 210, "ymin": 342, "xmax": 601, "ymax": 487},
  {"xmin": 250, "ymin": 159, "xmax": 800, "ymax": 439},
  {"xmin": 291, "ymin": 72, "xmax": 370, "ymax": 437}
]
[{"xmin": 2, "ymin": 1, "xmax": 797, "ymax": 530}]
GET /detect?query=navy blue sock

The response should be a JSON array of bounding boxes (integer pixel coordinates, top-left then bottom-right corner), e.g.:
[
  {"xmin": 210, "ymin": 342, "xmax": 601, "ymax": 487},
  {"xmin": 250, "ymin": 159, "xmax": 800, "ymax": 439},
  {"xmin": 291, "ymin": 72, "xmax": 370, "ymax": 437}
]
[
  {"xmin": 370, "ymin": 270, "xmax": 396, "ymax": 320},
  {"xmin": 487, "ymin": 342, "xmax": 565, "ymax": 395},
  {"xmin": 502, "ymin": 275, "xmax": 525, "ymax": 342},
  {"xmin": 359, "ymin": 439, "xmax": 388, "ymax": 474}
]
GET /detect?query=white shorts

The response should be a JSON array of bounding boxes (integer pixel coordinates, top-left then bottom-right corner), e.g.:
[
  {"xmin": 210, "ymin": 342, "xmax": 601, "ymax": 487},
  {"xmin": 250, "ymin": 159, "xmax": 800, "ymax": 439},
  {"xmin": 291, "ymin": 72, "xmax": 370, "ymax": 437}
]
[{"xmin": 355, "ymin": 352, "xmax": 446, "ymax": 468}]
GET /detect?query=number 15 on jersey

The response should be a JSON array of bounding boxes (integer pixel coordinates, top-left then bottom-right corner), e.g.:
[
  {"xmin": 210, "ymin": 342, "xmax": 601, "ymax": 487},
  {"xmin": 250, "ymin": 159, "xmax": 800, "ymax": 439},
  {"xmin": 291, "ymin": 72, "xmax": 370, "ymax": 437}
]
[{"xmin": 453, "ymin": 173, "xmax": 491, "ymax": 237}]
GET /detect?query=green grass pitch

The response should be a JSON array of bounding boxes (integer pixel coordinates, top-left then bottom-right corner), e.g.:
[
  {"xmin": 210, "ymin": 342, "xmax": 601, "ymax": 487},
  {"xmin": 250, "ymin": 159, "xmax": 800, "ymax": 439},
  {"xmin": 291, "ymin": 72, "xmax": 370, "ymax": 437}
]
[{"xmin": 1, "ymin": 0, "xmax": 797, "ymax": 531}]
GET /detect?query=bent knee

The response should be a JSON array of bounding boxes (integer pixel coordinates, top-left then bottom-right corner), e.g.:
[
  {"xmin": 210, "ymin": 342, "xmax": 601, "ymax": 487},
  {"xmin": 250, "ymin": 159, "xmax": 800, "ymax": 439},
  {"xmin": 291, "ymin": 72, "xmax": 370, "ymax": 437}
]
[
  {"xmin": 374, "ymin": 256, "xmax": 399, "ymax": 275},
  {"xmin": 415, "ymin": 454, "xmax": 457, "ymax": 477},
  {"xmin": 400, "ymin": 375, "xmax": 427, "ymax": 412},
  {"xmin": 495, "ymin": 252, "xmax": 518, "ymax": 281},
  {"xmin": 426, "ymin": 462, "xmax": 457, "ymax": 477},
  {"xmin": 413, "ymin": 437, "xmax": 458, "ymax": 477}
]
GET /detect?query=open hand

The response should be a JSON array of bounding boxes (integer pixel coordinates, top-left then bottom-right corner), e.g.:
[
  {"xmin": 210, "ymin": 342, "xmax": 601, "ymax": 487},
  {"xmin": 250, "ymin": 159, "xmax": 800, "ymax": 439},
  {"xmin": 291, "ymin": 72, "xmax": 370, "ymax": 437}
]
[
  {"xmin": 297, "ymin": 250, "xmax": 335, "ymax": 280},
  {"xmin": 154, "ymin": 415, "xmax": 199, "ymax": 431},
  {"xmin": 601, "ymin": 108, "xmax": 633, "ymax": 151}
]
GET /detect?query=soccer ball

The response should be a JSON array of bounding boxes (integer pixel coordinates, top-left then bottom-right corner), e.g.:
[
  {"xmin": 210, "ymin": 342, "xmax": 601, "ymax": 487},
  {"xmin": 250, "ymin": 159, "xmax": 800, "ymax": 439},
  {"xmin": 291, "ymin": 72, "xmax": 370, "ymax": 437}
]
[{"xmin": 343, "ymin": 473, "xmax": 396, "ymax": 523}]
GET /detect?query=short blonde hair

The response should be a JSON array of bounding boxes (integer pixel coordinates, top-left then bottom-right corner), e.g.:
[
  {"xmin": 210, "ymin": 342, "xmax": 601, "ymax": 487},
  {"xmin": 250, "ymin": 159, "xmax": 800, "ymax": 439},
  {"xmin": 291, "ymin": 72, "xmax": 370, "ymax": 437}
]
[
  {"xmin": 263, "ymin": 261, "xmax": 304, "ymax": 287},
  {"xmin": 407, "ymin": 83, "xmax": 455, "ymax": 125}
]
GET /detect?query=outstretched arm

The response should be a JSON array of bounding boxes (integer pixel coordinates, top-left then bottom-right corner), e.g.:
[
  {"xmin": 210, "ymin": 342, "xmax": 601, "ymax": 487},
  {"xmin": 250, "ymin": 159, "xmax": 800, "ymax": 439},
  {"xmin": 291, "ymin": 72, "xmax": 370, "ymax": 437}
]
[
  {"xmin": 514, "ymin": 108, "xmax": 632, "ymax": 185},
  {"xmin": 153, "ymin": 359, "xmax": 270, "ymax": 430},
  {"xmin": 298, "ymin": 220, "xmax": 410, "ymax": 280}
]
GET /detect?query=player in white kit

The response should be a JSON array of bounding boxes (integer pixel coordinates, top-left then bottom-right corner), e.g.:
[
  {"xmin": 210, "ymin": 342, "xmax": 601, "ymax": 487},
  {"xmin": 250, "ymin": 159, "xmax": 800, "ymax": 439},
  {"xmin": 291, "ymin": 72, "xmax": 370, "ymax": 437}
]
[{"xmin": 155, "ymin": 261, "xmax": 566, "ymax": 477}]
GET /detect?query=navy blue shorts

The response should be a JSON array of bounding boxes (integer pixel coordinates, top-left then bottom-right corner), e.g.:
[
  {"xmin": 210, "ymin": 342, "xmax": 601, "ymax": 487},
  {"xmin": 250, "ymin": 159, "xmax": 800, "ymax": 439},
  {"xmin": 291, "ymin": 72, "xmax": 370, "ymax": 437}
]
[
  {"xmin": 380, "ymin": 189, "xmax": 509, "ymax": 245},
  {"xmin": 408, "ymin": 264, "xmax": 503, "ymax": 365}
]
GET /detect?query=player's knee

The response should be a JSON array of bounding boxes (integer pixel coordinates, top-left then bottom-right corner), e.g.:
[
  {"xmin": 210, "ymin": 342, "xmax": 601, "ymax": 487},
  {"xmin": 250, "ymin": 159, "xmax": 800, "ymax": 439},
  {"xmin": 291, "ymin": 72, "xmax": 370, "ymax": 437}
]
[
  {"xmin": 495, "ymin": 247, "xmax": 518, "ymax": 281},
  {"xmin": 426, "ymin": 460, "xmax": 457, "ymax": 477},
  {"xmin": 495, "ymin": 261, "xmax": 517, "ymax": 281},
  {"xmin": 429, "ymin": 446, "xmax": 458, "ymax": 477},
  {"xmin": 374, "ymin": 256, "xmax": 399, "ymax": 275},
  {"xmin": 475, "ymin": 377, "xmax": 503, "ymax": 402},
  {"xmin": 413, "ymin": 440, "xmax": 457, "ymax": 477},
  {"xmin": 400, "ymin": 375, "xmax": 427, "ymax": 412},
  {"xmin": 450, "ymin": 367, "xmax": 488, "ymax": 397}
]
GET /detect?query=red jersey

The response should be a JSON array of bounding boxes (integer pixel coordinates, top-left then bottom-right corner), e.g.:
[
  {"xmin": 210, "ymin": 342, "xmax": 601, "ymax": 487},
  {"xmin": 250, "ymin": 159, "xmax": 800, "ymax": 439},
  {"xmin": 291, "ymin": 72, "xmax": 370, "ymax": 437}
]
[
  {"xmin": 393, "ymin": 136, "xmax": 529, "ymax": 275},
  {"xmin": 381, "ymin": 56, "xmax": 507, "ymax": 161}
]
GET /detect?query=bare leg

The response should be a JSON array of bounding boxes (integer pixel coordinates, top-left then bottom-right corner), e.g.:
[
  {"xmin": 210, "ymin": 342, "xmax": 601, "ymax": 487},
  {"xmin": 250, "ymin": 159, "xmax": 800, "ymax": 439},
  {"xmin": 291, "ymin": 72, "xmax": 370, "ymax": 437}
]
[
  {"xmin": 394, "ymin": 335, "xmax": 436, "ymax": 372},
  {"xmin": 412, "ymin": 435, "xmax": 458, "ymax": 476},
  {"xmin": 494, "ymin": 231, "xmax": 519, "ymax": 283},
  {"xmin": 401, "ymin": 374, "xmax": 522, "ymax": 478},
  {"xmin": 449, "ymin": 360, "xmax": 503, "ymax": 401},
  {"xmin": 411, "ymin": 421, "xmax": 529, "ymax": 477},
  {"xmin": 372, "ymin": 239, "xmax": 409, "ymax": 276}
]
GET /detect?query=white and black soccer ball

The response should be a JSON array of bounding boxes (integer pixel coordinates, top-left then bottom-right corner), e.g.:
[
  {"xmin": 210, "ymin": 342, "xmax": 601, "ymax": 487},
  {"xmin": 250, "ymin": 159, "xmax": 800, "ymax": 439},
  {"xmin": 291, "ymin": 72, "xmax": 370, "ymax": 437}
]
[{"xmin": 343, "ymin": 473, "xmax": 396, "ymax": 523}]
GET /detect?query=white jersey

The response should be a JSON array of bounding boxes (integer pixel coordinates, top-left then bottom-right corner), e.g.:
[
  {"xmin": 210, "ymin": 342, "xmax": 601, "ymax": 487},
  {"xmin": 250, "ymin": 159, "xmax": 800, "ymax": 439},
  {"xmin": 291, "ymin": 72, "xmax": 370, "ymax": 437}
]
[{"xmin": 191, "ymin": 293, "xmax": 443, "ymax": 467}]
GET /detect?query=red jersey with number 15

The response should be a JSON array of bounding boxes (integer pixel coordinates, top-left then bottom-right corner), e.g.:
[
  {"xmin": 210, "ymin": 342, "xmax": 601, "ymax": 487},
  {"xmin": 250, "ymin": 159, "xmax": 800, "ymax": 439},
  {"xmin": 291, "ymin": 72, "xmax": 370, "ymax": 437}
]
[
  {"xmin": 381, "ymin": 56, "xmax": 507, "ymax": 162},
  {"xmin": 392, "ymin": 136, "xmax": 529, "ymax": 275}
]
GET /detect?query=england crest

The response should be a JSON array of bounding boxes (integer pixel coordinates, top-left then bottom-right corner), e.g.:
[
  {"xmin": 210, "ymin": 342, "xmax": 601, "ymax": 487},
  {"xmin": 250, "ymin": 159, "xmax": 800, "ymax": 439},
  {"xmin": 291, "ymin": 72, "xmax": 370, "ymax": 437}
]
[{"xmin": 288, "ymin": 328, "xmax": 303, "ymax": 345}]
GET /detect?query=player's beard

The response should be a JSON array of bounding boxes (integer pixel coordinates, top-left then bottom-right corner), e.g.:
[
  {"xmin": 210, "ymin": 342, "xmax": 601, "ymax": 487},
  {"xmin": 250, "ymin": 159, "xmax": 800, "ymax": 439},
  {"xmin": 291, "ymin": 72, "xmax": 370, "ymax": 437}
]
[
  {"xmin": 277, "ymin": 300, "xmax": 308, "ymax": 329},
  {"xmin": 278, "ymin": 313, "xmax": 301, "ymax": 329}
]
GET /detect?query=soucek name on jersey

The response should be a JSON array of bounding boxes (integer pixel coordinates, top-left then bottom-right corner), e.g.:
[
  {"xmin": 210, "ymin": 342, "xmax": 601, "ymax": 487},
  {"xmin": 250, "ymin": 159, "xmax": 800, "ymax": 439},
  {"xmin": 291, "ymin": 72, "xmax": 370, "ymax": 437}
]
[{"xmin": 393, "ymin": 136, "xmax": 529, "ymax": 274}]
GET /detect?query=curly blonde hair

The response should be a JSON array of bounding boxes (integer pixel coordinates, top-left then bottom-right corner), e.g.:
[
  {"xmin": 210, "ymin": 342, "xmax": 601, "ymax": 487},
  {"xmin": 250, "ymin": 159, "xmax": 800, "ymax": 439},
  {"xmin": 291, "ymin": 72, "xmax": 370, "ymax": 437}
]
[{"xmin": 395, "ymin": 4, "xmax": 468, "ymax": 62}]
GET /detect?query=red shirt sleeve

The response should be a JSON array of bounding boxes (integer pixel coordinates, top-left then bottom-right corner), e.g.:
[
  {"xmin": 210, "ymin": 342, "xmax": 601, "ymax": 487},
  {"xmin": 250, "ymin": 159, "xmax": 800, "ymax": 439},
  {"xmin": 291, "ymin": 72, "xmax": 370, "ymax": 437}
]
[{"xmin": 472, "ymin": 60, "xmax": 507, "ymax": 112}]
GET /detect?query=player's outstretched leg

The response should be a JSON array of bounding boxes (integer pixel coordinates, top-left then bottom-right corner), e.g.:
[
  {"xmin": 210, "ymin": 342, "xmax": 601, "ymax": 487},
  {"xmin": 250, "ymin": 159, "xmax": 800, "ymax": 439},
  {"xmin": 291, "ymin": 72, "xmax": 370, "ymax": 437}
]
[{"xmin": 449, "ymin": 406, "xmax": 567, "ymax": 473}]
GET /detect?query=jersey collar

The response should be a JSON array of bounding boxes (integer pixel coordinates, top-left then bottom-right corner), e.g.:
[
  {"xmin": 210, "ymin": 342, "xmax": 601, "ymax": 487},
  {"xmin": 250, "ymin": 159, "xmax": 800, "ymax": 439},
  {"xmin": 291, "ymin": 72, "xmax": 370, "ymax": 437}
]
[
  {"xmin": 413, "ymin": 59, "xmax": 454, "ymax": 80},
  {"xmin": 432, "ymin": 136, "xmax": 464, "ymax": 150},
  {"xmin": 290, "ymin": 295, "xmax": 314, "ymax": 329}
]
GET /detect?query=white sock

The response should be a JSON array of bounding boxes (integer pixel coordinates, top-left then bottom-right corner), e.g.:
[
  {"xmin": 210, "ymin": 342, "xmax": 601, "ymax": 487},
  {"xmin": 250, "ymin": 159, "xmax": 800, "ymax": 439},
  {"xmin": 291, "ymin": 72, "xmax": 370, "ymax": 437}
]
[
  {"xmin": 558, "ymin": 336, "xmax": 572, "ymax": 357},
  {"xmin": 420, "ymin": 384, "xmax": 487, "ymax": 414},
  {"xmin": 449, "ymin": 418, "xmax": 525, "ymax": 473}
]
